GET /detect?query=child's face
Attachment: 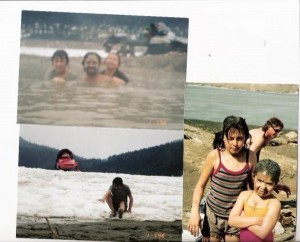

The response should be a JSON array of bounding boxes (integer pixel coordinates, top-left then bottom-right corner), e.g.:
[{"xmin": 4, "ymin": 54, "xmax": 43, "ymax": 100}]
[
  {"xmin": 224, "ymin": 128, "xmax": 245, "ymax": 155},
  {"xmin": 53, "ymin": 57, "xmax": 67, "ymax": 73},
  {"xmin": 254, "ymin": 172, "xmax": 275, "ymax": 198},
  {"xmin": 105, "ymin": 54, "xmax": 119, "ymax": 69}
]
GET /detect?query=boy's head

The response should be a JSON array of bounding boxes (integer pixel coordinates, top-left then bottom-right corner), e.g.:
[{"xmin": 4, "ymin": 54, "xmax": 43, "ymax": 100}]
[
  {"xmin": 113, "ymin": 177, "xmax": 123, "ymax": 185},
  {"xmin": 112, "ymin": 177, "xmax": 123, "ymax": 190},
  {"xmin": 51, "ymin": 50, "xmax": 69, "ymax": 65}
]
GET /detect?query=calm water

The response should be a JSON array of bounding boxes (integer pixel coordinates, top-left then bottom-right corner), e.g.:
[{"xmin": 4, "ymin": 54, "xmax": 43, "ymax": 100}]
[
  {"xmin": 17, "ymin": 79, "xmax": 184, "ymax": 130},
  {"xmin": 17, "ymin": 48, "xmax": 186, "ymax": 130},
  {"xmin": 184, "ymin": 85, "xmax": 298, "ymax": 130}
]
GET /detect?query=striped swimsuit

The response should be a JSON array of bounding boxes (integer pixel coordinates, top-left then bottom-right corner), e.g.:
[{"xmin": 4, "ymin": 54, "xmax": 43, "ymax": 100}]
[{"xmin": 206, "ymin": 149, "xmax": 250, "ymax": 219}]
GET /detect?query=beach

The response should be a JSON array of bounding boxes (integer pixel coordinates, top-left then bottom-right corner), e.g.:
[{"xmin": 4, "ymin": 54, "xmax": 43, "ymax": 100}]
[
  {"xmin": 17, "ymin": 216, "xmax": 182, "ymax": 241},
  {"xmin": 183, "ymin": 120, "xmax": 297, "ymax": 241}
]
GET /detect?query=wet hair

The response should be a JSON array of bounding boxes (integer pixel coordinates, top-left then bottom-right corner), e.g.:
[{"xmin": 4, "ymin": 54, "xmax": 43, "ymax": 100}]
[
  {"xmin": 82, "ymin": 52, "xmax": 101, "ymax": 65},
  {"xmin": 113, "ymin": 177, "xmax": 123, "ymax": 186},
  {"xmin": 253, "ymin": 159, "xmax": 281, "ymax": 184},
  {"xmin": 51, "ymin": 50, "xmax": 69, "ymax": 65},
  {"xmin": 56, "ymin": 148, "xmax": 73, "ymax": 163},
  {"xmin": 213, "ymin": 115, "xmax": 250, "ymax": 149},
  {"xmin": 262, "ymin": 117, "xmax": 284, "ymax": 132}
]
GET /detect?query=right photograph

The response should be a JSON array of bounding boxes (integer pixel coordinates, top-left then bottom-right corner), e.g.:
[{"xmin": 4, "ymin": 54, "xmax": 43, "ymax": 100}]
[{"xmin": 182, "ymin": 83, "xmax": 298, "ymax": 242}]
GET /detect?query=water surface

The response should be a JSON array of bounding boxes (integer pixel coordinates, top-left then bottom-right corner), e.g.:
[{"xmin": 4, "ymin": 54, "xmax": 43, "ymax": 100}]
[{"xmin": 184, "ymin": 85, "xmax": 298, "ymax": 130}]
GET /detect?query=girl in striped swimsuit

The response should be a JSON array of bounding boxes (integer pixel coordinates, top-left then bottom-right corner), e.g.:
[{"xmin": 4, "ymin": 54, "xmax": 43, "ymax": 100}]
[{"xmin": 187, "ymin": 116, "xmax": 257, "ymax": 242}]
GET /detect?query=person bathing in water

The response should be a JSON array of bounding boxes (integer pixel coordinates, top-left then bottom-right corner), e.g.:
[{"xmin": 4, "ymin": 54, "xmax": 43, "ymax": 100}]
[
  {"xmin": 101, "ymin": 52, "xmax": 129, "ymax": 84},
  {"xmin": 44, "ymin": 49, "xmax": 77, "ymax": 82},
  {"xmin": 82, "ymin": 52, "xmax": 125, "ymax": 86}
]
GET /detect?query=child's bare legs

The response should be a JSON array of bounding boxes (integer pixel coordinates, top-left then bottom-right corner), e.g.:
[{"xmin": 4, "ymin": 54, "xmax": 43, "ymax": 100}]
[
  {"xmin": 105, "ymin": 195, "xmax": 115, "ymax": 213},
  {"xmin": 105, "ymin": 196, "xmax": 126, "ymax": 218},
  {"xmin": 118, "ymin": 201, "xmax": 125, "ymax": 218}
]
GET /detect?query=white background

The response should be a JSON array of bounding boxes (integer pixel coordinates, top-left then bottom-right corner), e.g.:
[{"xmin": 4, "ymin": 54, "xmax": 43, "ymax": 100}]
[{"xmin": 0, "ymin": 1, "xmax": 299, "ymax": 241}]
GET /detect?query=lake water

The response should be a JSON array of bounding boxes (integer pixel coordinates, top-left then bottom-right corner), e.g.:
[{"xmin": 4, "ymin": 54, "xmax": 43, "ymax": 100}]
[
  {"xmin": 17, "ymin": 47, "xmax": 186, "ymax": 130},
  {"xmin": 184, "ymin": 85, "xmax": 298, "ymax": 130},
  {"xmin": 17, "ymin": 80, "xmax": 184, "ymax": 130}
]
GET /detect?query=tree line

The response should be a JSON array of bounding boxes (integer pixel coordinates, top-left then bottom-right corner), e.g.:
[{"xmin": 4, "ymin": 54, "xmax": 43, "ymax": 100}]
[{"xmin": 19, "ymin": 137, "xmax": 183, "ymax": 176}]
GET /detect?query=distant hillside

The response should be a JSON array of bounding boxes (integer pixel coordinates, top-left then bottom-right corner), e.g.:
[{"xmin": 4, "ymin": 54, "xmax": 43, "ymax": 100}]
[{"xmin": 18, "ymin": 137, "xmax": 183, "ymax": 176}]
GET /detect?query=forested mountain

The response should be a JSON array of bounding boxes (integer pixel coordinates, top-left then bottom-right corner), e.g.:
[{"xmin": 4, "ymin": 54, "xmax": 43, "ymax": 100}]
[{"xmin": 18, "ymin": 137, "xmax": 183, "ymax": 176}]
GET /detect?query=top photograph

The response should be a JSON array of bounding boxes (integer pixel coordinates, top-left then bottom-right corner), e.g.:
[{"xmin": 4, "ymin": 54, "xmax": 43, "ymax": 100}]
[{"xmin": 17, "ymin": 10, "xmax": 189, "ymax": 130}]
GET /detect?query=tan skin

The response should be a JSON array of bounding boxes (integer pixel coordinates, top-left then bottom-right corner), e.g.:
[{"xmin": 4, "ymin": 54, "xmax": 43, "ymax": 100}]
[
  {"xmin": 51, "ymin": 57, "xmax": 69, "ymax": 83},
  {"xmin": 229, "ymin": 172, "xmax": 281, "ymax": 239},
  {"xmin": 103, "ymin": 53, "xmax": 125, "ymax": 85},
  {"xmin": 247, "ymin": 125, "xmax": 282, "ymax": 154},
  {"xmin": 248, "ymin": 125, "xmax": 291, "ymax": 197},
  {"xmin": 83, "ymin": 54, "xmax": 124, "ymax": 86},
  {"xmin": 187, "ymin": 129, "xmax": 257, "ymax": 242}
]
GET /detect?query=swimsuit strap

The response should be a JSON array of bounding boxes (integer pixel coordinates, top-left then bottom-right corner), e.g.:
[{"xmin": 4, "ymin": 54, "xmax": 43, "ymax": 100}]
[
  {"xmin": 245, "ymin": 191, "xmax": 254, "ymax": 204},
  {"xmin": 217, "ymin": 148, "xmax": 222, "ymax": 162},
  {"xmin": 244, "ymin": 191, "xmax": 271, "ymax": 208}
]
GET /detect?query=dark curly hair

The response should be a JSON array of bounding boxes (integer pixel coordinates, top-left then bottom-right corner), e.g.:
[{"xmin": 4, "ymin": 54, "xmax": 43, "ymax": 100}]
[{"xmin": 213, "ymin": 115, "xmax": 251, "ymax": 149}]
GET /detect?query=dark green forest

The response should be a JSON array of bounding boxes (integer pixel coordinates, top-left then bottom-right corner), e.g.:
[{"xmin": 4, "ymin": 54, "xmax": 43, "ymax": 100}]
[{"xmin": 19, "ymin": 137, "xmax": 183, "ymax": 176}]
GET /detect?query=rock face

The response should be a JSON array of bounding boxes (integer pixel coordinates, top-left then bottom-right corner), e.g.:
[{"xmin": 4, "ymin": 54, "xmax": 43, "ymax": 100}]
[
  {"xmin": 285, "ymin": 131, "xmax": 298, "ymax": 144},
  {"xmin": 269, "ymin": 132, "xmax": 298, "ymax": 146}
]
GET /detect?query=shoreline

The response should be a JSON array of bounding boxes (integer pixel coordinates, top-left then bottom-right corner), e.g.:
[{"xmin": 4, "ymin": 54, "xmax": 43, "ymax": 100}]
[
  {"xmin": 186, "ymin": 83, "xmax": 299, "ymax": 95},
  {"xmin": 16, "ymin": 216, "xmax": 182, "ymax": 242},
  {"xmin": 186, "ymin": 83, "xmax": 299, "ymax": 94},
  {"xmin": 184, "ymin": 119, "xmax": 297, "ymax": 133}
]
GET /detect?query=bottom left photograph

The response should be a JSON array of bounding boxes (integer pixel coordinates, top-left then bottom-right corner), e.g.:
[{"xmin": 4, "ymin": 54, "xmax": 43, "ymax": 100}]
[{"xmin": 16, "ymin": 124, "xmax": 183, "ymax": 241}]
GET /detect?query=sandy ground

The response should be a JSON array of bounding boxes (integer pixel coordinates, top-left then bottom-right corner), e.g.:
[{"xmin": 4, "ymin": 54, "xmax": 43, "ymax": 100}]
[
  {"xmin": 16, "ymin": 216, "xmax": 182, "ymax": 242},
  {"xmin": 194, "ymin": 83, "xmax": 299, "ymax": 94},
  {"xmin": 183, "ymin": 121, "xmax": 297, "ymax": 241}
]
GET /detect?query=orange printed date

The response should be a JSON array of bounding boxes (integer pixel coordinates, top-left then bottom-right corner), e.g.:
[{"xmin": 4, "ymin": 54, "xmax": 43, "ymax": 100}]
[{"xmin": 149, "ymin": 119, "xmax": 168, "ymax": 126}]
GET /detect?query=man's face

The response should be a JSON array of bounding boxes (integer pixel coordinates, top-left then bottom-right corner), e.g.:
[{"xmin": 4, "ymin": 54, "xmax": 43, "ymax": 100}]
[{"xmin": 83, "ymin": 54, "xmax": 100, "ymax": 76}]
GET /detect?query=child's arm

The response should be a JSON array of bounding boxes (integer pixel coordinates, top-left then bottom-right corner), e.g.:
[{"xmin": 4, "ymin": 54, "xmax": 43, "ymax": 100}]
[
  {"xmin": 228, "ymin": 191, "xmax": 263, "ymax": 228},
  {"xmin": 128, "ymin": 194, "xmax": 133, "ymax": 212},
  {"xmin": 187, "ymin": 150, "xmax": 216, "ymax": 237},
  {"xmin": 247, "ymin": 199, "xmax": 281, "ymax": 239}
]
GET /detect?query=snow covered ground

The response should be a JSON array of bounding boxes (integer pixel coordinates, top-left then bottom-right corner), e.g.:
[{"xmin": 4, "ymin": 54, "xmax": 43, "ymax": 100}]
[{"xmin": 17, "ymin": 167, "xmax": 182, "ymax": 222}]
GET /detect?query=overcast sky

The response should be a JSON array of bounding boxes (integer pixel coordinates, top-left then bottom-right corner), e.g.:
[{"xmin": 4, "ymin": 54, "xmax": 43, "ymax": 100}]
[{"xmin": 19, "ymin": 124, "xmax": 183, "ymax": 159}]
